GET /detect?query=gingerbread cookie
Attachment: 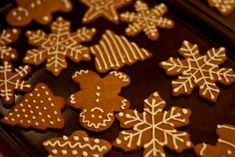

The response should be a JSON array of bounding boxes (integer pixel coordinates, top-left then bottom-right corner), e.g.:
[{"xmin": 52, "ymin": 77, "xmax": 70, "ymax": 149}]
[
  {"xmin": 195, "ymin": 124, "xmax": 235, "ymax": 157},
  {"xmin": 207, "ymin": 0, "xmax": 235, "ymax": 16},
  {"xmin": 68, "ymin": 70, "xmax": 130, "ymax": 132},
  {"xmin": 24, "ymin": 17, "xmax": 96, "ymax": 76},
  {"xmin": 159, "ymin": 40, "xmax": 235, "ymax": 102},
  {"xmin": 120, "ymin": 0, "xmax": 174, "ymax": 40},
  {"xmin": 113, "ymin": 92, "xmax": 193, "ymax": 156},
  {"xmin": 1, "ymin": 83, "xmax": 65, "ymax": 130},
  {"xmin": 0, "ymin": 29, "xmax": 20, "ymax": 62},
  {"xmin": 6, "ymin": 0, "xmax": 72, "ymax": 26},
  {"xmin": 90, "ymin": 30, "xmax": 152, "ymax": 73},
  {"xmin": 0, "ymin": 61, "xmax": 32, "ymax": 107},
  {"xmin": 43, "ymin": 130, "xmax": 112, "ymax": 157},
  {"xmin": 81, "ymin": 0, "xmax": 132, "ymax": 24}
]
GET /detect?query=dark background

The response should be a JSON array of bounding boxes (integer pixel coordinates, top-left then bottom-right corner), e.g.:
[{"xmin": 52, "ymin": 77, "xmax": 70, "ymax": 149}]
[{"xmin": 0, "ymin": 0, "xmax": 235, "ymax": 156}]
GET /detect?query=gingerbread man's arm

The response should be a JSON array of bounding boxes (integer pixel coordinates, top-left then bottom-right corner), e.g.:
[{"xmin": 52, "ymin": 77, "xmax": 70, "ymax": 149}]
[
  {"xmin": 72, "ymin": 70, "xmax": 101, "ymax": 90},
  {"xmin": 104, "ymin": 71, "xmax": 130, "ymax": 88}
]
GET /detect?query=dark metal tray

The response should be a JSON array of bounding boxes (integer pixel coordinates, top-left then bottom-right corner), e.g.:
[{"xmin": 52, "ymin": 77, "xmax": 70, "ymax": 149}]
[{"xmin": 0, "ymin": 0, "xmax": 235, "ymax": 156}]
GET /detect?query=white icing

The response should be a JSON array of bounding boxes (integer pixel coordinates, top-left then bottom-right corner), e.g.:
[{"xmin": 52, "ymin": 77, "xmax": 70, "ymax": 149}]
[
  {"xmin": 110, "ymin": 71, "xmax": 129, "ymax": 82},
  {"xmin": 80, "ymin": 109, "xmax": 113, "ymax": 129},
  {"xmin": 116, "ymin": 92, "xmax": 191, "ymax": 156},
  {"xmin": 90, "ymin": 30, "xmax": 152, "ymax": 72}
]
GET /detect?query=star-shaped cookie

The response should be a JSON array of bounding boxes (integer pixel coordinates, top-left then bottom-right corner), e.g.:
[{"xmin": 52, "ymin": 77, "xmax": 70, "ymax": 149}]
[{"xmin": 81, "ymin": 0, "xmax": 133, "ymax": 24}]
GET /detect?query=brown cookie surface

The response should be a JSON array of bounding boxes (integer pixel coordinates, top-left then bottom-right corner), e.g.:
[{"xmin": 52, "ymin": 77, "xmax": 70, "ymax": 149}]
[
  {"xmin": 159, "ymin": 40, "xmax": 235, "ymax": 102},
  {"xmin": 207, "ymin": 0, "xmax": 235, "ymax": 16},
  {"xmin": 43, "ymin": 130, "xmax": 112, "ymax": 157},
  {"xmin": 90, "ymin": 30, "xmax": 152, "ymax": 73},
  {"xmin": 195, "ymin": 124, "xmax": 235, "ymax": 157},
  {"xmin": 68, "ymin": 70, "xmax": 130, "ymax": 132},
  {"xmin": 0, "ymin": 61, "xmax": 32, "ymax": 106},
  {"xmin": 120, "ymin": 0, "xmax": 174, "ymax": 40},
  {"xmin": 0, "ymin": 29, "xmax": 20, "ymax": 62},
  {"xmin": 0, "ymin": 83, "xmax": 65, "ymax": 130},
  {"xmin": 6, "ymin": 0, "xmax": 72, "ymax": 26},
  {"xmin": 81, "ymin": 0, "xmax": 132, "ymax": 24},
  {"xmin": 113, "ymin": 92, "xmax": 193, "ymax": 157},
  {"xmin": 24, "ymin": 17, "xmax": 96, "ymax": 76}
]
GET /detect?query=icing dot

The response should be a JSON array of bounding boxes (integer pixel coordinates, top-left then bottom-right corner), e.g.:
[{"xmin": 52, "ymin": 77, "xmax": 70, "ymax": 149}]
[
  {"xmin": 32, "ymin": 116, "xmax": 36, "ymax": 119},
  {"xmin": 47, "ymin": 115, "xmax": 51, "ymax": 118},
  {"xmin": 45, "ymin": 91, "xmax": 49, "ymax": 95},
  {"xmin": 36, "ymin": 106, "xmax": 39, "ymax": 109},
  {"xmin": 9, "ymin": 113, "xmax": 13, "ymax": 116},
  {"xmin": 116, "ymin": 138, "xmax": 122, "ymax": 144},
  {"xmin": 20, "ymin": 120, "xmax": 23, "ymax": 123},
  {"xmin": 4, "ymin": 117, "xmax": 8, "ymax": 120},
  {"xmin": 11, "ymin": 118, "xmax": 15, "ymax": 121},
  {"xmin": 25, "ymin": 99, "xmax": 29, "ymax": 102},
  {"xmin": 63, "ymin": 136, "xmax": 68, "ymax": 140},
  {"xmin": 38, "ymin": 112, "xmax": 42, "ymax": 115},
  {"xmin": 96, "ymin": 86, "xmax": 101, "ymax": 90},
  {"xmin": 61, "ymin": 150, "xmax": 67, "ymax": 155},
  {"xmin": 57, "ymin": 118, "xmax": 61, "ymax": 122},
  {"xmin": 27, "ymin": 120, "xmax": 31, "ymax": 123},
  {"xmin": 51, "ymin": 103, "xmax": 55, "ymax": 107},
  {"xmin": 35, "ymin": 88, "xmax": 38, "ymax": 91},
  {"xmin": 30, "ymin": 110, "xmax": 33, "ymax": 114},
  {"xmin": 41, "ymin": 86, "xmax": 46, "ymax": 89},
  {"xmin": 16, "ymin": 114, "xmax": 20, "ymax": 117},
  {"xmin": 29, "ymin": 93, "xmax": 33, "ymax": 97},
  {"xmin": 91, "ymin": 114, "xmax": 95, "ymax": 118},
  {"xmin": 41, "ymin": 119, "xmax": 45, "ymax": 122},
  {"xmin": 37, "ymin": 93, "xmax": 40, "ymax": 97},
  {"xmin": 54, "ymin": 111, "xmax": 58, "ymax": 115},
  {"xmin": 227, "ymin": 150, "xmax": 232, "ymax": 155},
  {"xmin": 186, "ymin": 141, "xmax": 191, "ymax": 147},
  {"xmin": 94, "ymin": 139, "xmax": 100, "ymax": 143},
  {"xmin": 14, "ymin": 109, "xmax": 18, "ymax": 112},
  {"xmin": 33, "ymin": 100, "xmax": 36, "ymax": 103},
  {"xmin": 49, "ymin": 121, "xmax": 54, "ymax": 124},
  {"xmin": 83, "ymin": 137, "xmax": 89, "ymax": 142},
  {"xmin": 182, "ymin": 109, "xmax": 188, "ymax": 114},
  {"xmin": 72, "ymin": 150, "xmax": 78, "ymax": 155},
  {"xmin": 35, "ymin": 122, "xmax": 39, "ymax": 126},
  {"xmin": 82, "ymin": 151, "xmax": 88, "ymax": 157},
  {"xmin": 52, "ymin": 149, "xmax": 58, "ymax": 154},
  {"xmin": 43, "ymin": 16, "xmax": 49, "ymax": 21},
  {"xmin": 19, "ymin": 103, "xmax": 24, "ymax": 107},
  {"xmin": 118, "ymin": 112, "xmax": 124, "ymax": 117},
  {"xmin": 43, "ymin": 107, "xmax": 47, "ymax": 110},
  {"xmin": 24, "ymin": 114, "xmax": 28, "ymax": 118},
  {"xmin": 22, "ymin": 109, "xmax": 26, "ymax": 112},
  {"xmin": 98, "ymin": 115, "xmax": 102, "ymax": 119},
  {"xmin": 73, "ymin": 136, "xmax": 79, "ymax": 141},
  {"xmin": 40, "ymin": 100, "xmax": 44, "ymax": 103},
  {"xmin": 28, "ymin": 104, "xmax": 31, "ymax": 108}
]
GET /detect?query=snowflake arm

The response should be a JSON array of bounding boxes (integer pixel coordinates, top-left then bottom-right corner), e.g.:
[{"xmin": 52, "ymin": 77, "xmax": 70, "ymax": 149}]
[
  {"xmin": 160, "ymin": 57, "xmax": 188, "ymax": 76},
  {"xmin": 26, "ymin": 30, "xmax": 48, "ymax": 46},
  {"xmin": 71, "ymin": 27, "xmax": 96, "ymax": 43},
  {"xmin": 178, "ymin": 40, "xmax": 200, "ymax": 58},
  {"xmin": 66, "ymin": 45, "xmax": 91, "ymax": 63},
  {"xmin": 172, "ymin": 75, "xmax": 196, "ymax": 96},
  {"xmin": 24, "ymin": 49, "xmax": 48, "ymax": 65}
]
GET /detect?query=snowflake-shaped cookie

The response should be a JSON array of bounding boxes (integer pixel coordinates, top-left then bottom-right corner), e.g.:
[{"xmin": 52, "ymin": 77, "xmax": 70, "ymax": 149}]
[
  {"xmin": 208, "ymin": 0, "xmax": 235, "ymax": 16},
  {"xmin": 81, "ymin": 0, "xmax": 133, "ymax": 24},
  {"xmin": 24, "ymin": 17, "xmax": 96, "ymax": 76},
  {"xmin": 0, "ymin": 61, "xmax": 31, "ymax": 106},
  {"xmin": 43, "ymin": 130, "xmax": 112, "ymax": 157},
  {"xmin": 0, "ymin": 29, "xmax": 20, "ymax": 62},
  {"xmin": 113, "ymin": 92, "xmax": 192, "ymax": 157},
  {"xmin": 195, "ymin": 124, "xmax": 235, "ymax": 157},
  {"xmin": 1, "ymin": 83, "xmax": 65, "ymax": 130},
  {"xmin": 120, "ymin": 0, "xmax": 174, "ymax": 40},
  {"xmin": 6, "ymin": 0, "xmax": 72, "ymax": 26},
  {"xmin": 160, "ymin": 40, "xmax": 235, "ymax": 102}
]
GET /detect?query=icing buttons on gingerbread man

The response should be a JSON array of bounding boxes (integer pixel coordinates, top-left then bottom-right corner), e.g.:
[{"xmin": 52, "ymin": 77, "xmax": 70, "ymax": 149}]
[{"xmin": 68, "ymin": 70, "xmax": 130, "ymax": 132}]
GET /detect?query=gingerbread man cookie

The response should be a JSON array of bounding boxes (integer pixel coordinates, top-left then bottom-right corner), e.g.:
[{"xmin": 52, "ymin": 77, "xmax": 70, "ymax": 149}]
[
  {"xmin": 0, "ymin": 61, "xmax": 32, "ymax": 107},
  {"xmin": 81, "ymin": 0, "xmax": 133, "ymax": 24},
  {"xmin": 68, "ymin": 70, "xmax": 130, "ymax": 132},
  {"xmin": 207, "ymin": 0, "xmax": 235, "ymax": 16},
  {"xmin": 6, "ymin": 0, "xmax": 72, "ymax": 26},
  {"xmin": 160, "ymin": 40, "xmax": 235, "ymax": 102},
  {"xmin": 43, "ymin": 130, "xmax": 112, "ymax": 157},
  {"xmin": 0, "ymin": 29, "xmax": 20, "ymax": 62},
  {"xmin": 24, "ymin": 17, "xmax": 96, "ymax": 76},
  {"xmin": 120, "ymin": 0, "xmax": 174, "ymax": 40},
  {"xmin": 195, "ymin": 124, "xmax": 235, "ymax": 157},
  {"xmin": 1, "ymin": 83, "xmax": 65, "ymax": 130},
  {"xmin": 113, "ymin": 92, "xmax": 193, "ymax": 157}
]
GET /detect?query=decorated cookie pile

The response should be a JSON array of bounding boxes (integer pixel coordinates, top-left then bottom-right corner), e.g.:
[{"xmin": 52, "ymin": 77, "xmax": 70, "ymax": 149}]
[{"xmin": 0, "ymin": 0, "xmax": 234, "ymax": 157}]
